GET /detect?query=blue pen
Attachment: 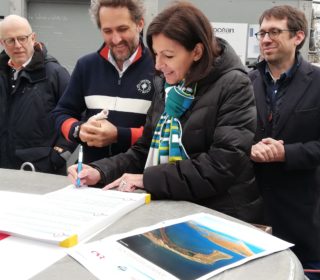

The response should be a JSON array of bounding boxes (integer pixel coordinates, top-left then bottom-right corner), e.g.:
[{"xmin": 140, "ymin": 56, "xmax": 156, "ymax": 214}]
[{"xmin": 76, "ymin": 145, "xmax": 83, "ymax": 187}]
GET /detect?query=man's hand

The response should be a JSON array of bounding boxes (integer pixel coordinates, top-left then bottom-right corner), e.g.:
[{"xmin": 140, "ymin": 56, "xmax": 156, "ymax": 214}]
[
  {"xmin": 251, "ymin": 138, "xmax": 285, "ymax": 163},
  {"xmin": 79, "ymin": 118, "xmax": 117, "ymax": 147}
]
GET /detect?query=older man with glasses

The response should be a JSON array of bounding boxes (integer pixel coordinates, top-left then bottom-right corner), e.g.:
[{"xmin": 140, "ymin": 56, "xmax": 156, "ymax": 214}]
[
  {"xmin": 0, "ymin": 15, "xmax": 75, "ymax": 174},
  {"xmin": 249, "ymin": 5, "xmax": 320, "ymax": 279}
]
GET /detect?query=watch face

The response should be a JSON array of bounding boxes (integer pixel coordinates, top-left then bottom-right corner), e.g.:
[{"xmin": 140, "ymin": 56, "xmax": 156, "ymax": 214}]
[{"xmin": 73, "ymin": 125, "xmax": 80, "ymax": 138}]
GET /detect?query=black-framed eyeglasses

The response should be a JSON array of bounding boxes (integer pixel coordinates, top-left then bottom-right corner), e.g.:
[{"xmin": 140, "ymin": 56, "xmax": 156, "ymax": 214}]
[
  {"xmin": 2, "ymin": 33, "xmax": 33, "ymax": 47},
  {"xmin": 255, "ymin": 29, "xmax": 297, "ymax": 40}
]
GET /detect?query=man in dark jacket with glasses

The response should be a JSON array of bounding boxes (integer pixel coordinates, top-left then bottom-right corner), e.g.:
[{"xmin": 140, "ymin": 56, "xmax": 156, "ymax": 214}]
[
  {"xmin": 0, "ymin": 15, "xmax": 75, "ymax": 174},
  {"xmin": 250, "ymin": 5, "xmax": 320, "ymax": 278}
]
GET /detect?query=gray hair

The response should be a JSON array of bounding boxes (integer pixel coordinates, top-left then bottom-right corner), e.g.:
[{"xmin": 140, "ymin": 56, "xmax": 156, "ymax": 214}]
[{"xmin": 90, "ymin": 0, "xmax": 145, "ymax": 28}]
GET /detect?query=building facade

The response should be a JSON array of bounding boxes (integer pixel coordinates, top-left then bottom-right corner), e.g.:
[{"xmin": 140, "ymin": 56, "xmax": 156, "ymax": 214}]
[{"xmin": 0, "ymin": 0, "xmax": 313, "ymax": 72}]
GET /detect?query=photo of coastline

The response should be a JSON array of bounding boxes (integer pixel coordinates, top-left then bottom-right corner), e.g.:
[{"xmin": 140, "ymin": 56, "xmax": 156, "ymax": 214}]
[{"xmin": 117, "ymin": 218, "xmax": 265, "ymax": 280}]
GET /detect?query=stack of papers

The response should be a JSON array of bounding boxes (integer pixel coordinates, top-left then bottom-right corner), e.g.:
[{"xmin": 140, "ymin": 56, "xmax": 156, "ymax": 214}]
[{"xmin": 0, "ymin": 186, "xmax": 150, "ymax": 247}]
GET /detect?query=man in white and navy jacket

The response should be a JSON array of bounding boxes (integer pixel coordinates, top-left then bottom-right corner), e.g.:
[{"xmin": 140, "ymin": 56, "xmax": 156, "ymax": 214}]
[{"xmin": 53, "ymin": 0, "xmax": 155, "ymax": 163}]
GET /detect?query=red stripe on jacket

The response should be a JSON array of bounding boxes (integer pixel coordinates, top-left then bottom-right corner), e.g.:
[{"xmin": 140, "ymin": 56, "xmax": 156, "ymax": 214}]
[
  {"xmin": 131, "ymin": 126, "xmax": 144, "ymax": 145},
  {"xmin": 61, "ymin": 118, "xmax": 78, "ymax": 141}
]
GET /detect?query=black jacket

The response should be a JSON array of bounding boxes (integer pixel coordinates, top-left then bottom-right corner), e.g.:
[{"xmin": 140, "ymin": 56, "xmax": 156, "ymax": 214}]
[
  {"xmin": 0, "ymin": 43, "xmax": 75, "ymax": 174},
  {"xmin": 250, "ymin": 56, "xmax": 320, "ymax": 262},
  {"xmin": 92, "ymin": 39, "xmax": 263, "ymax": 223}
]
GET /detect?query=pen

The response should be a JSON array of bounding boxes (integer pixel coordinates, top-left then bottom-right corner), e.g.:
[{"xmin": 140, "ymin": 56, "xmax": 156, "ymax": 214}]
[{"xmin": 76, "ymin": 145, "xmax": 83, "ymax": 187}]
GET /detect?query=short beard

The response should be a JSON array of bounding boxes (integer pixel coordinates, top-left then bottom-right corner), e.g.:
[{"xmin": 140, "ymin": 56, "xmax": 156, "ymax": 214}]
[{"xmin": 110, "ymin": 36, "xmax": 139, "ymax": 64}]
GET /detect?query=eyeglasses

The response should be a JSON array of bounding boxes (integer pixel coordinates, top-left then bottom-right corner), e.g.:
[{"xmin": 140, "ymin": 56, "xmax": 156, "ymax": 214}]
[
  {"xmin": 2, "ymin": 33, "xmax": 33, "ymax": 47},
  {"xmin": 255, "ymin": 29, "xmax": 297, "ymax": 40}
]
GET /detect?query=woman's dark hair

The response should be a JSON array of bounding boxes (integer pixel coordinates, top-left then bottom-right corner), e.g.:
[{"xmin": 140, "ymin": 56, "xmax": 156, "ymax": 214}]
[
  {"xmin": 146, "ymin": 1, "xmax": 220, "ymax": 85},
  {"xmin": 259, "ymin": 5, "xmax": 308, "ymax": 50}
]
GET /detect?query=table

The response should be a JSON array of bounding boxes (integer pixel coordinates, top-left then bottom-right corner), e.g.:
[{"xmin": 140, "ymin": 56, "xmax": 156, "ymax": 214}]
[{"xmin": 0, "ymin": 168, "xmax": 305, "ymax": 280}]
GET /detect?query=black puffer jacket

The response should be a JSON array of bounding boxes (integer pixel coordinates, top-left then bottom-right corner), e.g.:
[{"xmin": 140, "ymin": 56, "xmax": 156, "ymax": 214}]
[
  {"xmin": 92, "ymin": 39, "xmax": 263, "ymax": 223},
  {"xmin": 0, "ymin": 43, "xmax": 75, "ymax": 174}
]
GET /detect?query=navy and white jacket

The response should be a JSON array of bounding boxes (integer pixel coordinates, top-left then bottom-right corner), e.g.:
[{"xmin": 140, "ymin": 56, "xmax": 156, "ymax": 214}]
[{"xmin": 53, "ymin": 41, "xmax": 155, "ymax": 163}]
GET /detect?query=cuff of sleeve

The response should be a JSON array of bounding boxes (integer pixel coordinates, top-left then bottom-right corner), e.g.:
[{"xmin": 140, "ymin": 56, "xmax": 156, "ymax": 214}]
[
  {"xmin": 117, "ymin": 126, "xmax": 131, "ymax": 146},
  {"xmin": 88, "ymin": 164, "xmax": 107, "ymax": 188},
  {"xmin": 283, "ymin": 143, "xmax": 297, "ymax": 170},
  {"xmin": 69, "ymin": 121, "xmax": 84, "ymax": 143},
  {"xmin": 143, "ymin": 167, "xmax": 159, "ymax": 199}
]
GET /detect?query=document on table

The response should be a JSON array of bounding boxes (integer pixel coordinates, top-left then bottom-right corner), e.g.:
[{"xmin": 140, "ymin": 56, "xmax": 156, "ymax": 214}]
[
  {"xmin": 69, "ymin": 213, "xmax": 294, "ymax": 280},
  {"xmin": 0, "ymin": 186, "xmax": 150, "ymax": 247},
  {"xmin": 0, "ymin": 191, "xmax": 64, "ymax": 280},
  {"xmin": 0, "ymin": 236, "xmax": 66, "ymax": 280}
]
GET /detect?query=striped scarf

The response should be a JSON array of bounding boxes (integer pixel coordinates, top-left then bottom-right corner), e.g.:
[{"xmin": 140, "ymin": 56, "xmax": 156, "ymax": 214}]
[{"xmin": 145, "ymin": 81, "xmax": 196, "ymax": 168}]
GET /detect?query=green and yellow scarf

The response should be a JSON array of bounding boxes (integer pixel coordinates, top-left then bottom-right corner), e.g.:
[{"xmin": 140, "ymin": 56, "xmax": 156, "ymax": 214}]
[{"xmin": 145, "ymin": 81, "xmax": 196, "ymax": 167}]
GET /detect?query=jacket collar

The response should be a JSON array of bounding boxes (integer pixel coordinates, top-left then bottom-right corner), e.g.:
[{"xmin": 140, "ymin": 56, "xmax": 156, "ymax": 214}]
[
  {"xmin": 196, "ymin": 38, "xmax": 247, "ymax": 99},
  {"xmin": 252, "ymin": 53, "xmax": 313, "ymax": 136},
  {"xmin": 0, "ymin": 42, "xmax": 49, "ymax": 83}
]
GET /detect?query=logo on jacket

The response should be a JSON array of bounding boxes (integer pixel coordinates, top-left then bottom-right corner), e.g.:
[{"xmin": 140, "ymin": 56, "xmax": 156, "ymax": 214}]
[{"xmin": 137, "ymin": 79, "xmax": 152, "ymax": 94}]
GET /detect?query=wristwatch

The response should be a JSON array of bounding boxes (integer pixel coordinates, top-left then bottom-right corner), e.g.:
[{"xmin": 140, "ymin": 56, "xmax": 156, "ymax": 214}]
[{"xmin": 73, "ymin": 124, "xmax": 81, "ymax": 139}]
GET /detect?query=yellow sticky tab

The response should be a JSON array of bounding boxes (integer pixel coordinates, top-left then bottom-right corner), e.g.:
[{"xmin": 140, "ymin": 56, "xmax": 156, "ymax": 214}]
[
  {"xmin": 59, "ymin": 234, "xmax": 78, "ymax": 248},
  {"xmin": 145, "ymin": 193, "xmax": 151, "ymax": 204}
]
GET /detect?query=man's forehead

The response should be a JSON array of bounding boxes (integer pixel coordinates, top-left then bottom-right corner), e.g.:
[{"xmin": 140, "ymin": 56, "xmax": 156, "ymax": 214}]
[
  {"xmin": 1, "ymin": 29, "xmax": 31, "ymax": 39},
  {"xmin": 100, "ymin": 7, "xmax": 138, "ymax": 28},
  {"xmin": 1, "ymin": 21, "xmax": 31, "ymax": 37},
  {"xmin": 261, "ymin": 16, "xmax": 287, "ymax": 24},
  {"xmin": 260, "ymin": 17, "xmax": 288, "ymax": 28}
]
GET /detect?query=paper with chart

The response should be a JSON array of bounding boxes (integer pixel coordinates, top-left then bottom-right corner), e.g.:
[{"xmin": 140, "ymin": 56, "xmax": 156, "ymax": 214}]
[
  {"xmin": 0, "ymin": 186, "xmax": 150, "ymax": 247},
  {"xmin": 69, "ymin": 213, "xmax": 293, "ymax": 280}
]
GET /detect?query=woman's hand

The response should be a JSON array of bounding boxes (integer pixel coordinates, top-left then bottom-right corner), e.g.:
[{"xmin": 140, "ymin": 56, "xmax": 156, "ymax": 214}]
[
  {"xmin": 103, "ymin": 173, "xmax": 144, "ymax": 192},
  {"xmin": 68, "ymin": 164, "xmax": 101, "ymax": 186}
]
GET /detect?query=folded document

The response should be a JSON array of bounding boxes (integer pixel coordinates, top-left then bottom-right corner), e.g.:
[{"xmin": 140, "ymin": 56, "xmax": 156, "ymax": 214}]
[{"xmin": 0, "ymin": 186, "xmax": 150, "ymax": 247}]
